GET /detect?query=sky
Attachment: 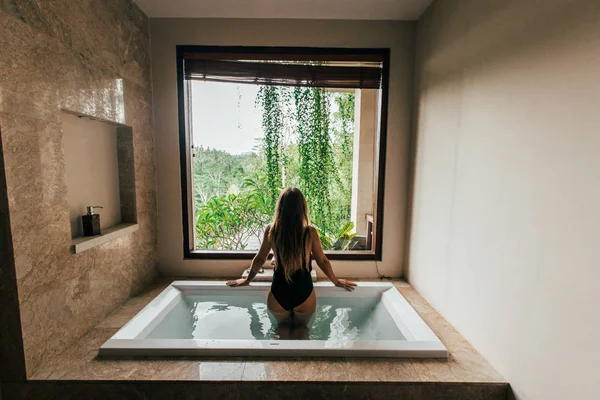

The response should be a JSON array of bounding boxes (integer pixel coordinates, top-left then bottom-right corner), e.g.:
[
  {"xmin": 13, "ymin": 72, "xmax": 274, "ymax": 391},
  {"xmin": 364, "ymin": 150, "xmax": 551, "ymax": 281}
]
[
  {"xmin": 191, "ymin": 81, "xmax": 345, "ymax": 155},
  {"xmin": 191, "ymin": 81, "xmax": 262, "ymax": 154}
]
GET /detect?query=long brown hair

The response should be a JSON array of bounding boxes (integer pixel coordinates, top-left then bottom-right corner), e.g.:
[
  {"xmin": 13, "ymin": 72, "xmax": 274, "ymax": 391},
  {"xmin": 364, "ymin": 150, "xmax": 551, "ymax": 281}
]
[{"xmin": 268, "ymin": 187, "xmax": 310, "ymax": 282}]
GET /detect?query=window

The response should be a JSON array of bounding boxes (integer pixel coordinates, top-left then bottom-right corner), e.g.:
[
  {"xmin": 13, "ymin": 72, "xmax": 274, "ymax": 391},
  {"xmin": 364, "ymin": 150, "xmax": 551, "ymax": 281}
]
[{"xmin": 177, "ymin": 46, "xmax": 389, "ymax": 260}]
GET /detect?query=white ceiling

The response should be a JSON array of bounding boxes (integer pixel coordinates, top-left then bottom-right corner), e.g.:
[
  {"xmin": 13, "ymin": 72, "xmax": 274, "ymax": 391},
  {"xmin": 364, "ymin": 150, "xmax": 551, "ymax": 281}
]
[{"xmin": 133, "ymin": 0, "xmax": 435, "ymax": 20}]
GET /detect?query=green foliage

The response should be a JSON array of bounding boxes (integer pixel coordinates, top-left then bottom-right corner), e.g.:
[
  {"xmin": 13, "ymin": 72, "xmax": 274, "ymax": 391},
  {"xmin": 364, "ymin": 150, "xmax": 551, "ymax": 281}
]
[
  {"xmin": 257, "ymin": 86, "xmax": 284, "ymax": 205},
  {"xmin": 195, "ymin": 193, "xmax": 252, "ymax": 250},
  {"xmin": 195, "ymin": 175, "xmax": 273, "ymax": 249},
  {"xmin": 316, "ymin": 220, "xmax": 358, "ymax": 251},
  {"xmin": 193, "ymin": 86, "xmax": 358, "ymax": 251},
  {"xmin": 294, "ymin": 87, "xmax": 335, "ymax": 233},
  {"xmin": 330, "ymin": 92, "xmax": 355, "ymax": 226},
  {"xmin": 243, "ymin": 174, "xmax": 276, "ymax": 221},
  {"xmin": 192, "ymin": 146, "xmax": 263, "ymax": 209}
]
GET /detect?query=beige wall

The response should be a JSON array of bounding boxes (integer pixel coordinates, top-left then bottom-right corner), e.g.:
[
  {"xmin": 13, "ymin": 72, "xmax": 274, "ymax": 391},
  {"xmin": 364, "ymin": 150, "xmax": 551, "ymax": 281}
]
[
  {"xmin": 62, "ymin": 113, "xmax": 121, "ymax": 237},
  {"xmin": 0, "ymin": 0, "xmax": 157, "ymax": 375},
  {"xmin": 151, "ymin": 19, "xmax": 416, "ymax": 278},
  {"xmin": 409, "ymin": 0, "xmax": 600, "ymax": 399}
]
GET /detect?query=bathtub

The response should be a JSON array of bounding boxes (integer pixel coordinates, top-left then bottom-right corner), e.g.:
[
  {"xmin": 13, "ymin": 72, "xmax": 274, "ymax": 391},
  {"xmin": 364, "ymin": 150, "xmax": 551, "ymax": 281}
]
[{"xmin": 99, "ymin": 281, "xmax": 447, "ymax": 358}]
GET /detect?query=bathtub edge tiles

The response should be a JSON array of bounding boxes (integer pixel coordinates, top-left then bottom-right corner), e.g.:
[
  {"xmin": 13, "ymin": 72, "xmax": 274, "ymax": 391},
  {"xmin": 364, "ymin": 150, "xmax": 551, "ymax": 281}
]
[{"xmin": 2, "ymin": 381, "xmax": 508, "ymax": 400}]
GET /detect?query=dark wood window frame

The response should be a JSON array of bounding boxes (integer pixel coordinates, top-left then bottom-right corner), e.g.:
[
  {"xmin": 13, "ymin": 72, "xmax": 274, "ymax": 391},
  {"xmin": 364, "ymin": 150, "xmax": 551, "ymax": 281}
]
[{"xmin": 176, "ymin": 45, "xmax": 390, "ymax": 261}]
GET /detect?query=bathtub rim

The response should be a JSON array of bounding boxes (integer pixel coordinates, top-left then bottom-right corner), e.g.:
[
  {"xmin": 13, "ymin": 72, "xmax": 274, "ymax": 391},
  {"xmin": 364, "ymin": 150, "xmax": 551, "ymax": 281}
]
[{"xmin": 99, "ymin": 281, "xmax": 448, "ymax": 358}]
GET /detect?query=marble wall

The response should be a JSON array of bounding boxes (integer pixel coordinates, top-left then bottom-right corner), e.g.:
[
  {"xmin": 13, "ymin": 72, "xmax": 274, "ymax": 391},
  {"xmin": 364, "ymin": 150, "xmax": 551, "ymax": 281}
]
[{"xmin": 0, "ymin": 0, "xmax": 157, "ymax": 376}]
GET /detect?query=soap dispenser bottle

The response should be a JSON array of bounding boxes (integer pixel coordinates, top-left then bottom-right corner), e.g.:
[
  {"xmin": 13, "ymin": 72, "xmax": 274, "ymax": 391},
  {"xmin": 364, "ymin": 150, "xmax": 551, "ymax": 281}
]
[{"xmin": 82, "ymin": 206, "xmax": 103, "ymax": 236}]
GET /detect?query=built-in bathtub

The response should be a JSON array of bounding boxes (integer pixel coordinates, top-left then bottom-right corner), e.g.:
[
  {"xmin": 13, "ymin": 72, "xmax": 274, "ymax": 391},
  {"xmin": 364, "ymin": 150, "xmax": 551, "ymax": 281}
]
[{"xmin": 99, "ymin": 281, "xmax": 447, "ymax": 358}]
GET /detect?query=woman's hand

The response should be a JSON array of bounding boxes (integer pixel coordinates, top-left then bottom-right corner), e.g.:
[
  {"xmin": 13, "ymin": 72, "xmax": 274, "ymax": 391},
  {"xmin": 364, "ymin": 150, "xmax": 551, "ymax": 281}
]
[
  {"xmin": 335, "ymin": 279, "xmax": 357, "ymax": 291},
  {"xmin": 226, "ymin": 278, "xmax": 250, "ymax": 287}
]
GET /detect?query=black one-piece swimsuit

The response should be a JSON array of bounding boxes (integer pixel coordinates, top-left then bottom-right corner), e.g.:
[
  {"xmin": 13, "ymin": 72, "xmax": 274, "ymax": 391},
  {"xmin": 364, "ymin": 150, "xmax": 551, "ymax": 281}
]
[{"xmin": 270, "ymin": 229, "xmax": 313, "ymax": 311}]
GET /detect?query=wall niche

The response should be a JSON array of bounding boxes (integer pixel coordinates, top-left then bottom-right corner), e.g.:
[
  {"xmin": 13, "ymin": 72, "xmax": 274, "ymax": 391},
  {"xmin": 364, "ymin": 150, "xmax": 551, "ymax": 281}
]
[{"xmin": 61, "ymin": 111, "xmax": 137, "ymax": 253}]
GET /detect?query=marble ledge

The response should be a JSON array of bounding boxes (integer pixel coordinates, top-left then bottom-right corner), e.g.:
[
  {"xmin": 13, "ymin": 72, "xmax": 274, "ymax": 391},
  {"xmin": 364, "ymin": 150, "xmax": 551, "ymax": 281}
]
[
  {"xmin": 30, "ymin": 278, "xmax": 507, "ymax": 390},
  {"xmin": 71, "ymin": 223, "xmax": 138, "ymax": 254},
  {"xmin": 4, "ymin": 381, "xmax": 510, "ymax": 400}
]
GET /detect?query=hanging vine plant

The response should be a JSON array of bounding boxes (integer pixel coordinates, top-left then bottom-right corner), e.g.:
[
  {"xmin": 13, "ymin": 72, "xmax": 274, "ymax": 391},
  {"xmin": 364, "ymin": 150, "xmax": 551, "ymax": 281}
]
[
  {"xmin": 293, "ymin": 86, "xmax": 335, "ymax": 233},
  {"xmin": 294, "ymin": 87, "xmax": 313, "ymax": 198},
  {"xmin": 257, "ymin": 85, "xmax": 284, "ymax": 208},
  {"xmin": 331, "ymin": 92, "xmax": 355, "ymax": 225},
  {"xmin": 253, "ymin": 84, "xmax": 345, "ymax": 236}
]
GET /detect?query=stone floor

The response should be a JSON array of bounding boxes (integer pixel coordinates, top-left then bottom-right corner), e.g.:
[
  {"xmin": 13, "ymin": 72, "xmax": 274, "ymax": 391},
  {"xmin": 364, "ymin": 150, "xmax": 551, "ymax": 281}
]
[{"xmin": 25, "ymin": 278, "xmax": 508, "ymax": 399}]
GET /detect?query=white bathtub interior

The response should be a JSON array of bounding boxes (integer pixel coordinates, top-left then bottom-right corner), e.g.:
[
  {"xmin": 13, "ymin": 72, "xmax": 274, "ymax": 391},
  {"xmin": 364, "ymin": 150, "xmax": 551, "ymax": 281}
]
[{"xmin": 99, "ymin": 281, "xmax": 447, "ymax": 358}]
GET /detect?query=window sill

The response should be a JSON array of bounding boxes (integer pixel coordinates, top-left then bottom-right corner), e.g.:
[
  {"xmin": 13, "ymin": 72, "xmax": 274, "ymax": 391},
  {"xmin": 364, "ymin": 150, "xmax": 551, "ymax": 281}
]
[
  {"xmin": 241, "ymin": 267, "xmax": 317, "ymax": 282},
  {"xmin": 185, "ymin": 250, "xmax": 380, "ymax": 261},
  {"xmin": 71, "ymin": 223, "xmax": 139, "ymax": 254}
]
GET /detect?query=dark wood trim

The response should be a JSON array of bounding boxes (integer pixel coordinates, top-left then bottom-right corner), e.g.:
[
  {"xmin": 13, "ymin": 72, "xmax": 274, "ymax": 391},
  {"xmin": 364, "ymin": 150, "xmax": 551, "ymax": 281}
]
[
  {"xmin": 180, "ymin": 45, "xmax": 387, "ymax": 61},
  {"xmin": 176, "ymin": 47, "xmax": 193, "ymax": 259},
  {"xmin": 176, "ymin": 45, "xmax": 389, "ymax": 262},
  {"xmin": 183, "ymin": 53, "xmax": 385, "ymax": 62},
  {"xmin": 366, "ymin": 214, "xmax": 374, "ymax": 251},
  {"xmin": 184, "ymin": 59, "xmax": 383, "ymax": 89}
]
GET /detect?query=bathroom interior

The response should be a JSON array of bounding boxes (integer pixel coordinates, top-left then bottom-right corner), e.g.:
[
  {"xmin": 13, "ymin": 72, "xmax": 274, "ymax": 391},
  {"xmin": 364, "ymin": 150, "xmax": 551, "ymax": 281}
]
[{"xmin": 0, "ymin": 0, "xmax": 598, "ymax": 399}]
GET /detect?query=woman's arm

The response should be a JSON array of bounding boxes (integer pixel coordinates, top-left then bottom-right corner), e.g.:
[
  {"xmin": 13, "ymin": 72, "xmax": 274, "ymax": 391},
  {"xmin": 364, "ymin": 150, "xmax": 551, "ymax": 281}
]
[
  {"xmin": 227, "ymin": 226, "xmax": 272, "ymax": 287},
  {"xmin": 309, "ymin": 226, "xmax": 356, "ymax": 291}
]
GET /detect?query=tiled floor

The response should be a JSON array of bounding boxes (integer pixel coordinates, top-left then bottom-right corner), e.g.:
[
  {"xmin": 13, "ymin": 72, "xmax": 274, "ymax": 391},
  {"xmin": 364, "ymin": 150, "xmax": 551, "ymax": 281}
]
[{"xmin": 30, "ymin": 278, "xmax": 506, "ymax": 388}]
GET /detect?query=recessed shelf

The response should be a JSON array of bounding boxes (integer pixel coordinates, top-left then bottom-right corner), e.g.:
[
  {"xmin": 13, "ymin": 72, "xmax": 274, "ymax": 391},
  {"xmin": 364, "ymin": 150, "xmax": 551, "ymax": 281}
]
[
  {"xmin": 61, "ymin": 111, "xmax": 137, "ymax": 244},
  {"xmin": 71, "ymin": 223, "xmax": 139, "ymax": 254}
]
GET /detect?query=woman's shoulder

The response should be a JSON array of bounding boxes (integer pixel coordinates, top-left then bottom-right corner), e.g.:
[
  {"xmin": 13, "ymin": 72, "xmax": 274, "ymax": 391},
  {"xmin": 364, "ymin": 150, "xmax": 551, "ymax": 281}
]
[
  {"xmin": 306, "ymin": 225, "xmax": 318, "ymax": 237},
  {"xmin": 262, "ymin": 223, "xmax": 273, "ymax": 238}
]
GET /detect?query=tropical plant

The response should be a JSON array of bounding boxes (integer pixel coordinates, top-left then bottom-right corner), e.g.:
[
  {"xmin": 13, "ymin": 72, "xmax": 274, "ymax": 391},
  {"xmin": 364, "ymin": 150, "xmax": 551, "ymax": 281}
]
[
  {"xmin": 195, "ymin": 174, "xmax": 274, "ymax": 250},
  {"xmin": 195, "ymin": 193, "xmax": 253, "ymax": 250},
  {"xmin": 316, "ymin": 221, "xmax": 358, "ymax": 251}
]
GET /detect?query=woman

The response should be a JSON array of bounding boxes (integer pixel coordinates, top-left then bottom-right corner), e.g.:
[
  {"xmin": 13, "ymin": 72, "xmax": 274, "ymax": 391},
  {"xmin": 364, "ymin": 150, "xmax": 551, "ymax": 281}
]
[{"xmin": 227, "ymin": 187, "xmax": 356, "ymax": 327}]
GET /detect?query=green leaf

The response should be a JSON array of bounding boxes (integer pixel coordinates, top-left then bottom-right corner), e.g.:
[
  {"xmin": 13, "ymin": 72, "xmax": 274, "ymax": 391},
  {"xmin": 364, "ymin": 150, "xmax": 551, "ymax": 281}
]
[{"xmin": 339, "ymin": 221, "xmax": 354, "ymax": 236}]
